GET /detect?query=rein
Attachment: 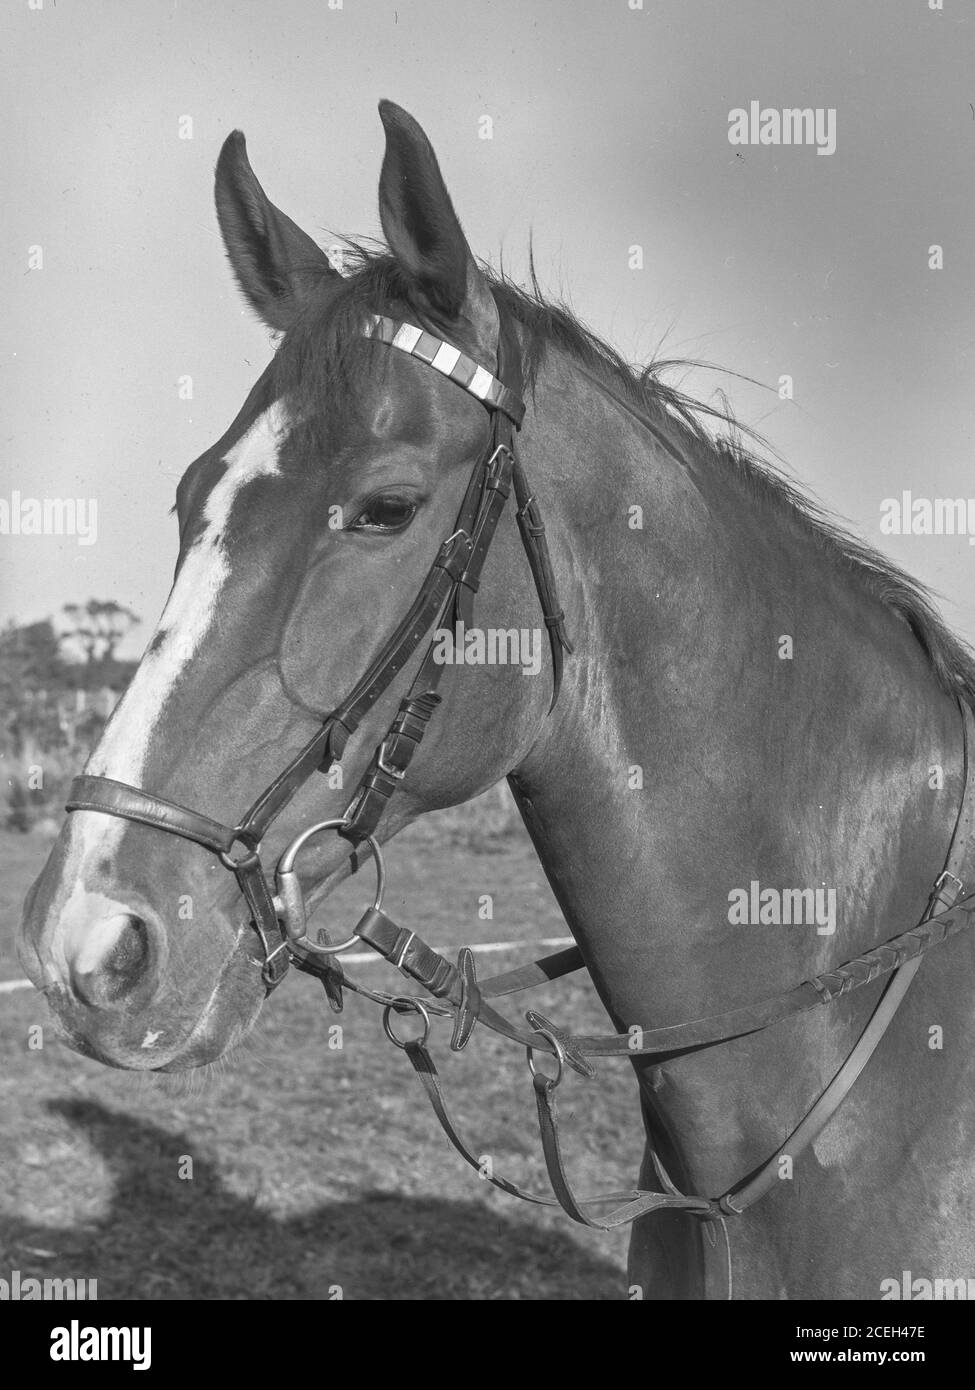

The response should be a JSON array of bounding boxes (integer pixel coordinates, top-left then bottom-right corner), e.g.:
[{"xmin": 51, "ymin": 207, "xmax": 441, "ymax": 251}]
[{"xmin": 64, "ymin": 300, "xmax": 975, "ymax": 1246}]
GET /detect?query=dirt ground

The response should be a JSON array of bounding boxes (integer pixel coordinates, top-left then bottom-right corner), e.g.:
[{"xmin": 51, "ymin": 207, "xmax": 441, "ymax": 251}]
[{"xmin": 0, "ymin": 823, "xmax": 638, "ymax": 1300}]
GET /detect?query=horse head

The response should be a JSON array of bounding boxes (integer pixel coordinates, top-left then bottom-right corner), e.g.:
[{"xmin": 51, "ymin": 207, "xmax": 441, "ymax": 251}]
[{"xmin": 18, "ymin": 103, "xmax": 568, "ymax": 1071}]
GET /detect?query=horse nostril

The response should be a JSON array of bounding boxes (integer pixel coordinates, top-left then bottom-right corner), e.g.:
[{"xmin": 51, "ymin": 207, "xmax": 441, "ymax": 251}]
[{"xmin": 70, "ymin": 914, "xmax": 153, "ymax": 1007}]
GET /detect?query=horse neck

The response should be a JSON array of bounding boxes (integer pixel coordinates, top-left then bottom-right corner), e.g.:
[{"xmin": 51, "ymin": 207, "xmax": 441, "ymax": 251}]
[{"xmin": 510, "ymin": 349, "xmax": 964, "ymax": 1170}]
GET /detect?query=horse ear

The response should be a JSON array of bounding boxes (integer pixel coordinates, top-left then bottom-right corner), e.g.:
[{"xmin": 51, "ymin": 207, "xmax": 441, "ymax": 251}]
[
  {"xmin": 377, "ymin": 101, "xmax": 498, "ymax": 352},
  {"xmin": 214, "ymin": 131, "xmax": 338, "ymax": 332}
]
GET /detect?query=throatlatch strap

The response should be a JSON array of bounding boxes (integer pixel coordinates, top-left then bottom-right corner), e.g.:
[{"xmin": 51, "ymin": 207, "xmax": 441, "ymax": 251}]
[{"xmin": 511, "ymin": 458, "xmax": 573, "ymax": 710}]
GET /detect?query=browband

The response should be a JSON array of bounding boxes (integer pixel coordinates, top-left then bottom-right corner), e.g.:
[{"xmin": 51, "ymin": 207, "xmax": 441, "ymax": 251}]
[{"xmin": 367, "ymin": 315, "xmax": 526, "ymax": 426}]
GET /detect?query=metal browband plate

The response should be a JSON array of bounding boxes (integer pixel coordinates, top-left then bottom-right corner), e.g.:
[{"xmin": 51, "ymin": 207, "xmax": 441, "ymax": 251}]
[{"xmin": 368, "ymin": 315, "xmax": 526, "ymax": 425}]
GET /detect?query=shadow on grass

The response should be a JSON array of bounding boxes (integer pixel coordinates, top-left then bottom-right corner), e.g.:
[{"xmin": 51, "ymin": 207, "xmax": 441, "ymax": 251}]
[{"xmin": 0, "ymin": 1100, "xmax": 624, "ymax": 1301}]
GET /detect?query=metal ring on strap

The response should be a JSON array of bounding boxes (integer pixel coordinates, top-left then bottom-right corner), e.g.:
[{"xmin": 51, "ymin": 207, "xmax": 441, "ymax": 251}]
[
  {"xmin": 274, "ymin": 818, "xmax": 385, "ymax": 956},
  {"xmin": 382, "ymin": 999, "xmax": 432, "ymax": 1049},
  {"xmin": 526, "ymin": 1026, "xmax": 565, "ymax": 1088},
  {"xmin": 218, "ymin": 835, "xmax": 262, "ymax": 872}
]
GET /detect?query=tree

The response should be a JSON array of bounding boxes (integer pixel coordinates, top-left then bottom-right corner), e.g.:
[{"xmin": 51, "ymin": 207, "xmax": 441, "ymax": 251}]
[
  {"xmin": 0, "ymin": 618, "xmax": 69, "ymax": 752},
  {"xmin": 0, "ymin": 619, "xmax": 64, "ymax": 692},
  {"xmin": 61, "ymin": 599, "xmax": 140, "ymax": 685}
]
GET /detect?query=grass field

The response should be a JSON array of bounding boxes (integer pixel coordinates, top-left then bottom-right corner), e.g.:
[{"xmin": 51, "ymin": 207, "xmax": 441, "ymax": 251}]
[{"xmin": 0, "ymin": 812, "xmax": 638, "ymax": 1300}]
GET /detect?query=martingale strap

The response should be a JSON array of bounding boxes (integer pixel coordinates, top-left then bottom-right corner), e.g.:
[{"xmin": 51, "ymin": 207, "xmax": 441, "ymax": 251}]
[
  {"xmin": 362, "ymin": 698, "xmax": 975, "ymax": 1229},
  {"xmin": 352, "ymin": 872, "xmax": 975, "ymax": 1063},
  {"xmin": 397, "ymin": 1038, "xmax": 714, "ymax": 1223},
  {"xmin": 348, "ymin": 869, "xmax": 975, "ymax": 1230}
]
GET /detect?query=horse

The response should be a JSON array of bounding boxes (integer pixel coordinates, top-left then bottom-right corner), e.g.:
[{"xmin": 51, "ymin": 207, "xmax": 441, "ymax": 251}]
[{"xmin": 19, "ymin": 101, "xmax": 975, "ymax": 1300}]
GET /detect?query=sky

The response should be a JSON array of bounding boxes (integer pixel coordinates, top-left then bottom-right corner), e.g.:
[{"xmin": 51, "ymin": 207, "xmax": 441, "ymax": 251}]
[{"xmin": 3, "ymin": 0, "xmax": 974, "ymax": 657}]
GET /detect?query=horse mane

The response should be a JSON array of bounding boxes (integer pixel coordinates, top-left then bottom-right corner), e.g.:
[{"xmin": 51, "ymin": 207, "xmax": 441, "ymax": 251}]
[{"xmin": 272, "ymin": 243, "xmax": 975, "ymax": 708}]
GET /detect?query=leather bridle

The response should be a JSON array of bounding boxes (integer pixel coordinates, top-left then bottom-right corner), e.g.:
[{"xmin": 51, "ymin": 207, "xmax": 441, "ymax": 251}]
[
  {"xmin": 63, "ymin": 297, "xmax": 975, "ymax": 1271},
  {"xmin": 66, "ymin": 298, "xmax": 571, "ymax": 995}
]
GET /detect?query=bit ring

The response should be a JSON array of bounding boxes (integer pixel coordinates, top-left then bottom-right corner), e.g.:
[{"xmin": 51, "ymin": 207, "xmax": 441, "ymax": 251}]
[{"xmin": 275, "ymin": 819, "xmax": 385, "ymax": 955}]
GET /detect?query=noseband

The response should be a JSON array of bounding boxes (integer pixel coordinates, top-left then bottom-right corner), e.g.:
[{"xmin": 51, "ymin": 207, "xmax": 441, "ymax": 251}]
[{"xmin": 66, "ymin": 301, "xmax": 572, "ymax": 993}]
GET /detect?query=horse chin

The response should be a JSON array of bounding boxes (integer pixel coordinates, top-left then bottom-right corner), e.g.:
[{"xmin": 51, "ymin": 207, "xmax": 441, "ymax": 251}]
[
  {"xmin": 152, "ymin": 995, "xmax": 265, "ymax": 1072},
  {"xmin": 45, "ymin": 930, "xmax": 267, "ymax": 1073},
  {"xmin": 56, "ymin": 991, "xmax": 264, "ymax": 1073}
]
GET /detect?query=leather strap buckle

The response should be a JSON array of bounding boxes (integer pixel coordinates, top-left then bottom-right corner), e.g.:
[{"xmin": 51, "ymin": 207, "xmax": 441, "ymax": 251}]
[
  {"xmin": 935, "ymin": 868, "xmax": 964, "ymax": 896},
  {"xmin": 376, "ymin": 738, "xmax": 407, "ymax": 780},
  {"xmin": 932, "ymin": 868, "xmax": 965, "ymax": 910},
  {"xmin": 485, "ymin": 443, "xmax": 514, "ymax": 494},
  {"xmin": 435, "ymin": 529, "xmax": 474, "ymax": 581},
  {"xmin": 260, "ymin": 939, "xmax": 292, "ymax": 990}
]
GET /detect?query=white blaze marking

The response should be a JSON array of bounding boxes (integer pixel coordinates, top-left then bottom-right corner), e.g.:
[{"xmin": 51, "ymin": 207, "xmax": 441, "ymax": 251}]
[
  {"xmin": 90, "ymin": 401, "xmax": 288, "ymax": 784},
  {"xmin": 141, "ymin": 1030, "xmax": 164, "ymax": 1048},
  {"xmin": 55, "ymin": 403, "xmax": 288, "ymax": 952}
]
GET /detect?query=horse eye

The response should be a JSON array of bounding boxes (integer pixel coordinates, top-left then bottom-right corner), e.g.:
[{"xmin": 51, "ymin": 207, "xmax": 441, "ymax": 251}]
[{"xmin": 350, "ymin": 494, "xmax": 417, "ymax": 532}]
